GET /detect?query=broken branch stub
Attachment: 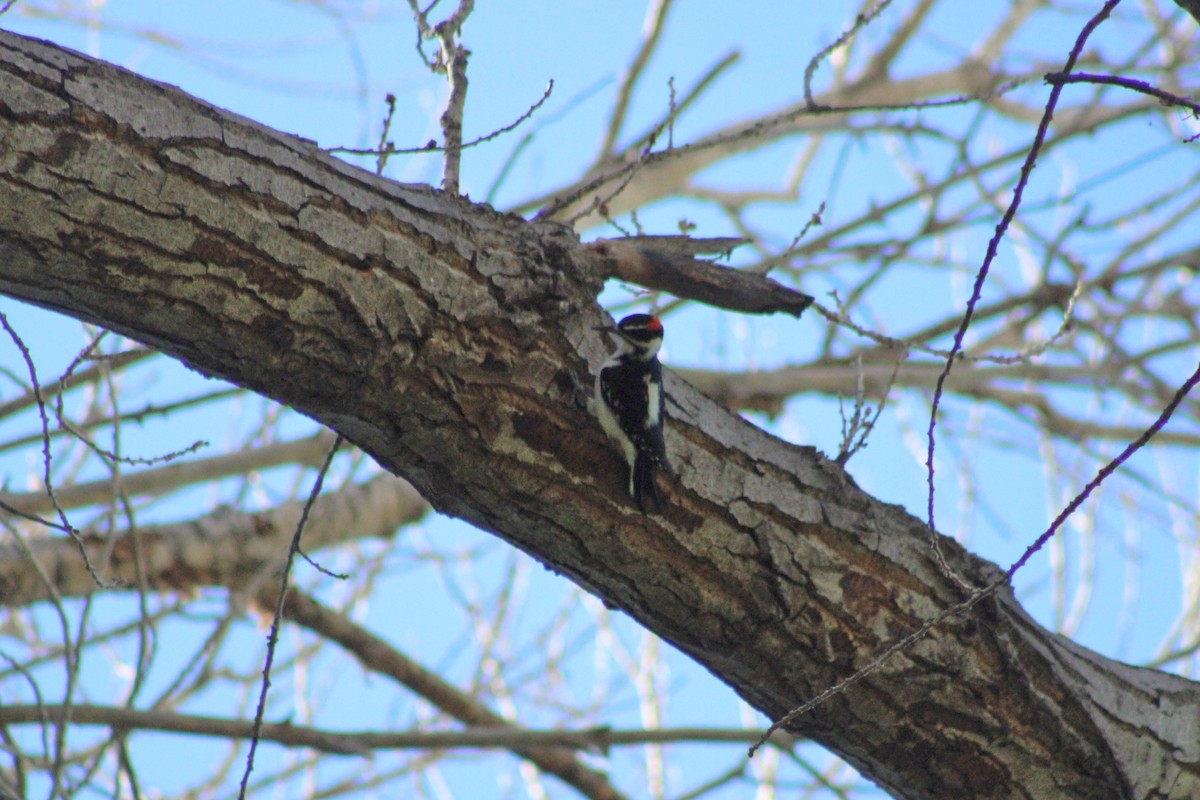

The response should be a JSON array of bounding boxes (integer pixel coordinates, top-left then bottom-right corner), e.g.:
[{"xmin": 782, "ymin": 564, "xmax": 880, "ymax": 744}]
[{"xmin": 586, "ymin": 236, "xmax": 814, "ymax": 317}]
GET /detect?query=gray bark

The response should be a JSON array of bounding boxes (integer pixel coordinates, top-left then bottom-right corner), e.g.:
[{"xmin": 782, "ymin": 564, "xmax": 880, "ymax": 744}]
[{"xmin": 1, "ymin": 29, "xmax": 1197, "ymax": 800}]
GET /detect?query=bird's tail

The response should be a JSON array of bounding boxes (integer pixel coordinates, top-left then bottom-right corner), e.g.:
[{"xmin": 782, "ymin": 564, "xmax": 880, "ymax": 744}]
[{"xmin": 632, "ymin": 452, "xmax": 664, "ymax": 513}]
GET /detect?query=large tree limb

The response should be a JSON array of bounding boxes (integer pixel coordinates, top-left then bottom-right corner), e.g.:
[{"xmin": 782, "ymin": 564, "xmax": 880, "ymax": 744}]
[{"xmin": 1, "ymin": 30, "xmax": 1197, "ymax": 799}]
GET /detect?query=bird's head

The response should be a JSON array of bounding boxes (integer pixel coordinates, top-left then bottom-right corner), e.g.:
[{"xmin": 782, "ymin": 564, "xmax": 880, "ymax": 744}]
[{"xmin": 606, "ymin": 313, "xmax": 664, "ymax": 359}]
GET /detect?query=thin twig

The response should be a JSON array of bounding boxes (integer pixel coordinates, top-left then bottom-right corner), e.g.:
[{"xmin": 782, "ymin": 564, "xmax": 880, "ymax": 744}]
[
  {"xmin": 565, "ymin": 124, "xmax": 666, "ymax": 227},
  {"xmin": 1006, "ymin": 359, "xmax": 1200, "ymax": 579},
  {"xmin": 328, "ymin": 81, "xmax": 553, "ymax": 160},
  {"xmin": 835, "ymin": 348, "xmax": 906, "ymax": 466},
  {"xmin": 237, "ymin": 432, "xmax": 343, "ymax": 798},
  {"xmin": 1044, "ymin": 70, "xmax": 1200, "ymax": 116},
  {"xmin": 50, "ymin": 332, "xmax": 169, "ymax": 505},
  {"xmin": 924, "ymin": 0, "xmax": 1123, "ymax": 574},
  {"xmin": 375, "ymin": 92, "xmax": 398, "ymax": 175},
  {"xmin": 0, "ymin": 310, "xmax": 107, "ymax": 587},
  {"xmin": 804, "ymin": 0, "xmax": 897, "ymax": 108},
  {"xmin": 601, "ymin": 0, "xmax": 674, "ymax": 158}
]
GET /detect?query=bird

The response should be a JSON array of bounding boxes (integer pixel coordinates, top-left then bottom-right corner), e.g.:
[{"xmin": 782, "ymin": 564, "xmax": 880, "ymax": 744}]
[{"xmin": 594, "ymin": 313, "xmax": 672, "ymax": 512}]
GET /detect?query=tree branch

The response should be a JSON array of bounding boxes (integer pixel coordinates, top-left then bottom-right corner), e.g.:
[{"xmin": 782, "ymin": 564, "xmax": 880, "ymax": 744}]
[
  {"xmin": 0, "ymin": 703, "xmax": 798, "ymax": 755},
  {"xmin": 0, "ymin": 473, "xmax": 428, "ymax": 606},
  {"xmin": 585, "ymin": 236, "xmax": 814, "ymax": 316},
  {"xmin": 0, "ymin": 431, "xmax": 338, "ymax": 518},
  {"xmin": 271, "ymin": 589, "xmax": 628, "ymax": 800},
  {"xmin": 1045, "ymin": 70, "xmax": 1200, "ymax": 115}
]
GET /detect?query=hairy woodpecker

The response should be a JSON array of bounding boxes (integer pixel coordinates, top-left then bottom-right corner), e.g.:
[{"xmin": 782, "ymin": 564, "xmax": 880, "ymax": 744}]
[{"xmin": 595, "ymin": 313, "xmax": 672, "ymax": 512}]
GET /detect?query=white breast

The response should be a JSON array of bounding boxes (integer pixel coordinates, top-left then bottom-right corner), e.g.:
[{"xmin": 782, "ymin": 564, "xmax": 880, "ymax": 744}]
[{"xmin": 644, "ymin": 372, "xmax": 660, "ymax": 429}]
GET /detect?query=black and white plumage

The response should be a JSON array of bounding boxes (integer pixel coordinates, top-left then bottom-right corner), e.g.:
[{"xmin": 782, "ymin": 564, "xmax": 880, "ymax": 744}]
[{"xmin": 594, "ymin": 313, "xmax": 672, "ymax": 512}]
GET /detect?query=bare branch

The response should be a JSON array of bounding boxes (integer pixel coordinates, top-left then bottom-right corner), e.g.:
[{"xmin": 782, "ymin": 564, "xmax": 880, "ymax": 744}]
[
  {"xmin": 0, "ymin": 473, "xmax": 428, "ymax": 606},
  {"xmin": 271, "ymin": 589, "xmax": 630, "ymax": 800},
  {"xmin": 0, "ymin": 310, "xmax": 104, "ymax": 589},
  {"xmin": 600, "ymin": 0, "xmax": 675, "ymax": 159},
  {"xmin": 407, "ymin": 0, "xmax": 476, "ymax": 194},
  {"xmin": 327, "ymin": 81, "xmax": 554, "ymax": 160},
  {"xmin": 834, "ymin": 350, "xmax": 905, "ymax": 466},
  {"xmin": 1045, "ymin": 70, "xmax": 1200, "ymax": 116},
  {"xmin": 0, "ymin": 431, "xmax": 338, "ymax": 517},
  {"xmin": 585, "ymin": 236, "xmax": 814, "ymax": 316},
  {"xmin": 0, "ymin": 348, "xmax": 152, "ymax": 421},
  {"xmin": 437, "ymin": 43, "xmax": 469, "ymax": 194},
  {"xmin": 240, "ymin": 433, "xmax": 342, "ymax": 796},
  {"xmin": 1005, "ymin": 359, "xmax": 1200, "ymax": 579},
  {"xmin": 526, "ymin": 65, "xmax": 1024, "ymax": 225},
  {"xmin": 0, "ymin": 704, "xmax": 800, "ymax": 755},
  {"xmin": 861, "ymin": 0, "xmax": 936, "ymax": 82},
  {"xmin": 925, "ymin": 0, "xmax": 1122, "ymax": 539},
  {"xmin": 804, "ymin": 0, "xmax": 897, "ymax": 108}
]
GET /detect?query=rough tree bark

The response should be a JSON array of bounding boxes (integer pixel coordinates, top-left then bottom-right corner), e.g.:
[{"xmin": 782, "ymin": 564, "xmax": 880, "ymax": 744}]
[{"xmin": 0, "ymin": 30, "xmax": 1196, "ymax": 800}]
